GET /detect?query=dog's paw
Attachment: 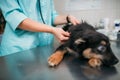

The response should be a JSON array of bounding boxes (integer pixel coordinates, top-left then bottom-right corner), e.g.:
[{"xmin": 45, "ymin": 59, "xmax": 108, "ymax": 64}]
[
  {"xmin": 88, "ymin": 58, "xmax": 102, "ymax": 68},
  {"xmin": 48, "ymin": 51, "xmax": 64, "ymax": 67}
]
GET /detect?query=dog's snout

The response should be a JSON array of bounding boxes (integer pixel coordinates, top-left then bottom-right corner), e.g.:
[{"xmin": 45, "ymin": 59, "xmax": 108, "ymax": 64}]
[
  {"xmin": 110, "ymin": 54, "xmax": 119, "ymax": 65},
  {"xmin": 104, "ymin": 58, "xmax": 119, "ymax": 66},
  {"xmin": 113, "ymin": 58, "xmax": 119, "ymax": 65},
  {"xmin": 103, "ymin": 53, "xmax": 119, "ymax": 66}
]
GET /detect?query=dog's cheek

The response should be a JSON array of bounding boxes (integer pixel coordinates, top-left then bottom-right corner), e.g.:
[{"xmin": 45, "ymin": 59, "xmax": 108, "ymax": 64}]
[
  {"xmin": 83, "ymin": 48, "xmax": 93, "ymax": 59},
  {"xmin": 83, "ymin": 48, "xmax": 103, "ymax": 59}
]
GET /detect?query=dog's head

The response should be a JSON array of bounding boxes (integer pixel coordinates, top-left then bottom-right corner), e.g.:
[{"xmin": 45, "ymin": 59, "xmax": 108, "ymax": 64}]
[{"xmin": 70, "ymin": 23, "xmax": 119, "ymax": 67}]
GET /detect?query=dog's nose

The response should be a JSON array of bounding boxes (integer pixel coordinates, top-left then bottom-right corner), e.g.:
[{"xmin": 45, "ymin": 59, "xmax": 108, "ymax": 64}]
[
  {"xmin": 104, "ymin": 58, "xmax": 119, "ymax": 66},
  {"xmin": 110, "ymin": 58, "xmax": 119, "ymax": 66},
  {"xmin": 113, "ymin": 58, "xmax": 119, "ymax": 65}
]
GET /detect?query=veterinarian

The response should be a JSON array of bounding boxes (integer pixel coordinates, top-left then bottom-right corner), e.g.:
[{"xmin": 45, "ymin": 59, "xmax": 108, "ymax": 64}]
[{"xmin": 0, "ymin": 0, "xmax": 80, "ymax": 56}]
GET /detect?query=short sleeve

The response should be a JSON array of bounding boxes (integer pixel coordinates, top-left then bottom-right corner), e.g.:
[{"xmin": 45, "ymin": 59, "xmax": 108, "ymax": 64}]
[
  {"xmin": 51, "ymin": 0, "xmax": 58, "ymax": 25},
  {"xmin": 0, "ymin": 0, "xmax": 28, "ymax": 31}
]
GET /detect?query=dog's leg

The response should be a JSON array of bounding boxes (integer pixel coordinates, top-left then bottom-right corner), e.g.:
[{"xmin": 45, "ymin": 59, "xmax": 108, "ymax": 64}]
[
  {"xmin": 48, "ymin": 45, "xmax": 67, "ymax": 67},
  {"xmin": 83, "ymin": 48, "xmax": 102, "ymax": 68},
  {"xmin": 88, "ymin": 58, "xmax": 102, "ymax": 68}
]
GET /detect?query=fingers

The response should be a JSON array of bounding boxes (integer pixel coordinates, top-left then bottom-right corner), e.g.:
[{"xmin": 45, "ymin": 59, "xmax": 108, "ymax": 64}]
[
  {"xmin": 62, "ymin": 31, "xmax": 70, "ymax": 37},
  {"xmin": 71, "ymin": 19, "xmax": 80, "ymax": 25},
  {"xmin": 59, "ymin": 31, "xmax": 70, "ymax": 43},
  {"xmin": 74, "ymin": 19, "xmax": 80, "ymax": 25},
  {"xmin": 61, "ymin": 36, "xmax": 69, "ymax": 41},
  {"xmin": 67, "ymin": 15, "xmax": 80, "ymax": 25},
  {"xmin": 71, "ymin": 17, "xmax": 80, "ymax": 25},
  {"xmin": 59, "ymin": 31, "xmax": 70, "ymax": 42},
  {"xmin": 53, "ymin": 28, "xmax": 70, "ymax": 43}
]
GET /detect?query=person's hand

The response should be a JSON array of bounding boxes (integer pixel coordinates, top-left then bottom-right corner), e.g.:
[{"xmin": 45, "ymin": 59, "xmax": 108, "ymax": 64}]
[
  {"xmin": 67, "ymin": 15, "xmax": 80, "ymax": 25},
  {"xmin": 52, "ymin": 27, "xmax": 70, "ymax": 43}
]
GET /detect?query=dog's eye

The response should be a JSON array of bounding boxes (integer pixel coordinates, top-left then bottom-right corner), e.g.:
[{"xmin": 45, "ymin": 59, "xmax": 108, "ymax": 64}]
[{"xmin": 97, "ymin": 45, "xmax": 106, "ymax": 53}]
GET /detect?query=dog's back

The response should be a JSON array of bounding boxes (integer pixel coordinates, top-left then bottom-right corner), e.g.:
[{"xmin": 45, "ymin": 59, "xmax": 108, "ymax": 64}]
[{"xmin": 63, "ymin": 22, "xmax": 95, "ymax": 32}]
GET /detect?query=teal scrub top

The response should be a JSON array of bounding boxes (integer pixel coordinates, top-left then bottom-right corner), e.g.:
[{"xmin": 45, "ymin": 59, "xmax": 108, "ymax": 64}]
[{"xmin": 0, "ymin": 0, "xmax": 58, "ymax": 56}]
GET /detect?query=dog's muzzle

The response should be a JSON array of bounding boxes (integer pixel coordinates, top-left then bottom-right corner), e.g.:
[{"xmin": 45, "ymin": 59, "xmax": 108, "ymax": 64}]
[{"xmin": 103, "ymin": 55, "xmax": 119, "ymax": 66}]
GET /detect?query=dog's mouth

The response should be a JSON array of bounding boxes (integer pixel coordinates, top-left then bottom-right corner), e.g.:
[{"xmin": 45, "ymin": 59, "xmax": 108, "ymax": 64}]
[{"xmin": 102, "ymin": 58, "xmax": 119, "ymax": 66}]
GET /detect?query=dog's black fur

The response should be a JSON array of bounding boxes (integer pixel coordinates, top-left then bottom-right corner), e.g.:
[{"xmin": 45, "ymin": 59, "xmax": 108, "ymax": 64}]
[{"xmin": 48, "ymin": 22, "xmax": 119, "ymax": 67}]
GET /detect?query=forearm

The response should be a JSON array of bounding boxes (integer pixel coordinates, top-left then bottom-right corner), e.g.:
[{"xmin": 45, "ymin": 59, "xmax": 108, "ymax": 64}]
[
  {"xmin": 18, "ymin": 18, "xmax": 70, "ymax": 43},
  {"xmin": 18, "ymin": 18, "xmax": 54, "ymax": 33},
  {"xmin": 53, "ymin": 15, "xmax": 67, "ymax": 25},
  {"xmin": 53, "ymin": 15, "xmax": 80, "ymax": 26}
]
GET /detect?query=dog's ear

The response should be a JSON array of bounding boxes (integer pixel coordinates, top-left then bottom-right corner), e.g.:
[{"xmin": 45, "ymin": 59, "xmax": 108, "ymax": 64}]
[
  {"xmin": 62, "ymin": 23, "xmax": 73, "ymax": 31},
  {"xmin": 82, "ymin": 32, "xmax": 101, "ymax": 44},
  {"xmin": 74, "ymin": 38, "xmax": 86, "ymax": 45}
]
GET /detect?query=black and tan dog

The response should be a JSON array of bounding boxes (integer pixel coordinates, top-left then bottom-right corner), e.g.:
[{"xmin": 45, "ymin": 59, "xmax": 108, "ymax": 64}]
[{"xmin": 48, "ymin": 22, "xmax": 119, "ymax": 68}]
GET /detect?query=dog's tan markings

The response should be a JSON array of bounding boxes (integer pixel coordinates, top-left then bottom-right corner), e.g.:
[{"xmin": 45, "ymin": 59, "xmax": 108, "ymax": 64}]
[
  {"xmin": 83, "ymin": 48, "xmax": 103, "ymax": 59},
  {"xmin": 101, "ymin": 41, "xmax": 106, "ymax": 45},
  {"xmin": 48, "ymin": 50, "xmax": 67, "ymax": 67},
  {"xmin": 83, "ymin": 48, "xmax": 93, "ymax": 59},
  {"xmin": 88, "ymin": 58, "xmax": 102, "ymax": 68},
  {"xmin": 66, "ymin": 47, "xmax": 79, "ymax": 56},
  {"xmin": 83, "ymin": 48, "xmax": 103, "ymax": 67},
  {"xmin": 74, "ymin": 38, "xmax": 85, "ymax": 45}
]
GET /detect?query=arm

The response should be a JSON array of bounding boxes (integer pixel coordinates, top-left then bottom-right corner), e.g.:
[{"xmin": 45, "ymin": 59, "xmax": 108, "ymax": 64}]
[
  {"xmin": 19, "ymin": 18, "xmax": 54, "ymax": 33},
  {"xmin": 0, "ymin": 0, "xmax": 69, "ymax": 42},
  {"xmin": 18, "ymin": 18, "xmax": 70, "ymax": 42},
  {"xmin": 54, "ymin": 15, "xmax": 80, "ymax": 26},
  {"xmin": 50, "ymin": 0, "xmax": 80, "ymax": 26}
]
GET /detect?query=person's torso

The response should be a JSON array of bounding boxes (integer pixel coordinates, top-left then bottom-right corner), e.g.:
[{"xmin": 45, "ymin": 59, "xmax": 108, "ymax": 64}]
[{"xmin": 0, "ymin": 0, "xmax": 55, "ymax": 56}]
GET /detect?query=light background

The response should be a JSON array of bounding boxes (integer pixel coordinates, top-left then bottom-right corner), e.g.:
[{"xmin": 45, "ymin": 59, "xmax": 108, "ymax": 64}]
[{"xmin": 54, "ymin": 0, "xmax": 120, "ymax": 29}]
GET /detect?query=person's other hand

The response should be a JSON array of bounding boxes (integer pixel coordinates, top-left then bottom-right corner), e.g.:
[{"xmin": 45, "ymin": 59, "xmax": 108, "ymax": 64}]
[
  {"xmin": 67, "ymin": 15, "xmax": 80, "ymax": 25},
  {"xmin": 52, "ymin": 27, "xmax": 70, "ymax": 43}
]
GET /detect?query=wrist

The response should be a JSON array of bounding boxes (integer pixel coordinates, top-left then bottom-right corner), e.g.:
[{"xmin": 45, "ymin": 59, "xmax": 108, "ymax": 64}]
[{"xmin": 50, "ymin": 27, "xmax": 56, "ymax": 34}]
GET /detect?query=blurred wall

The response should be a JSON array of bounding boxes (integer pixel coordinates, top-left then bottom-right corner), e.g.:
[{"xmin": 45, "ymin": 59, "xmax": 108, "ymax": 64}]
[{"xmin": 54, "ymin": 0, "xmax": 120, "ymax": 28}]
